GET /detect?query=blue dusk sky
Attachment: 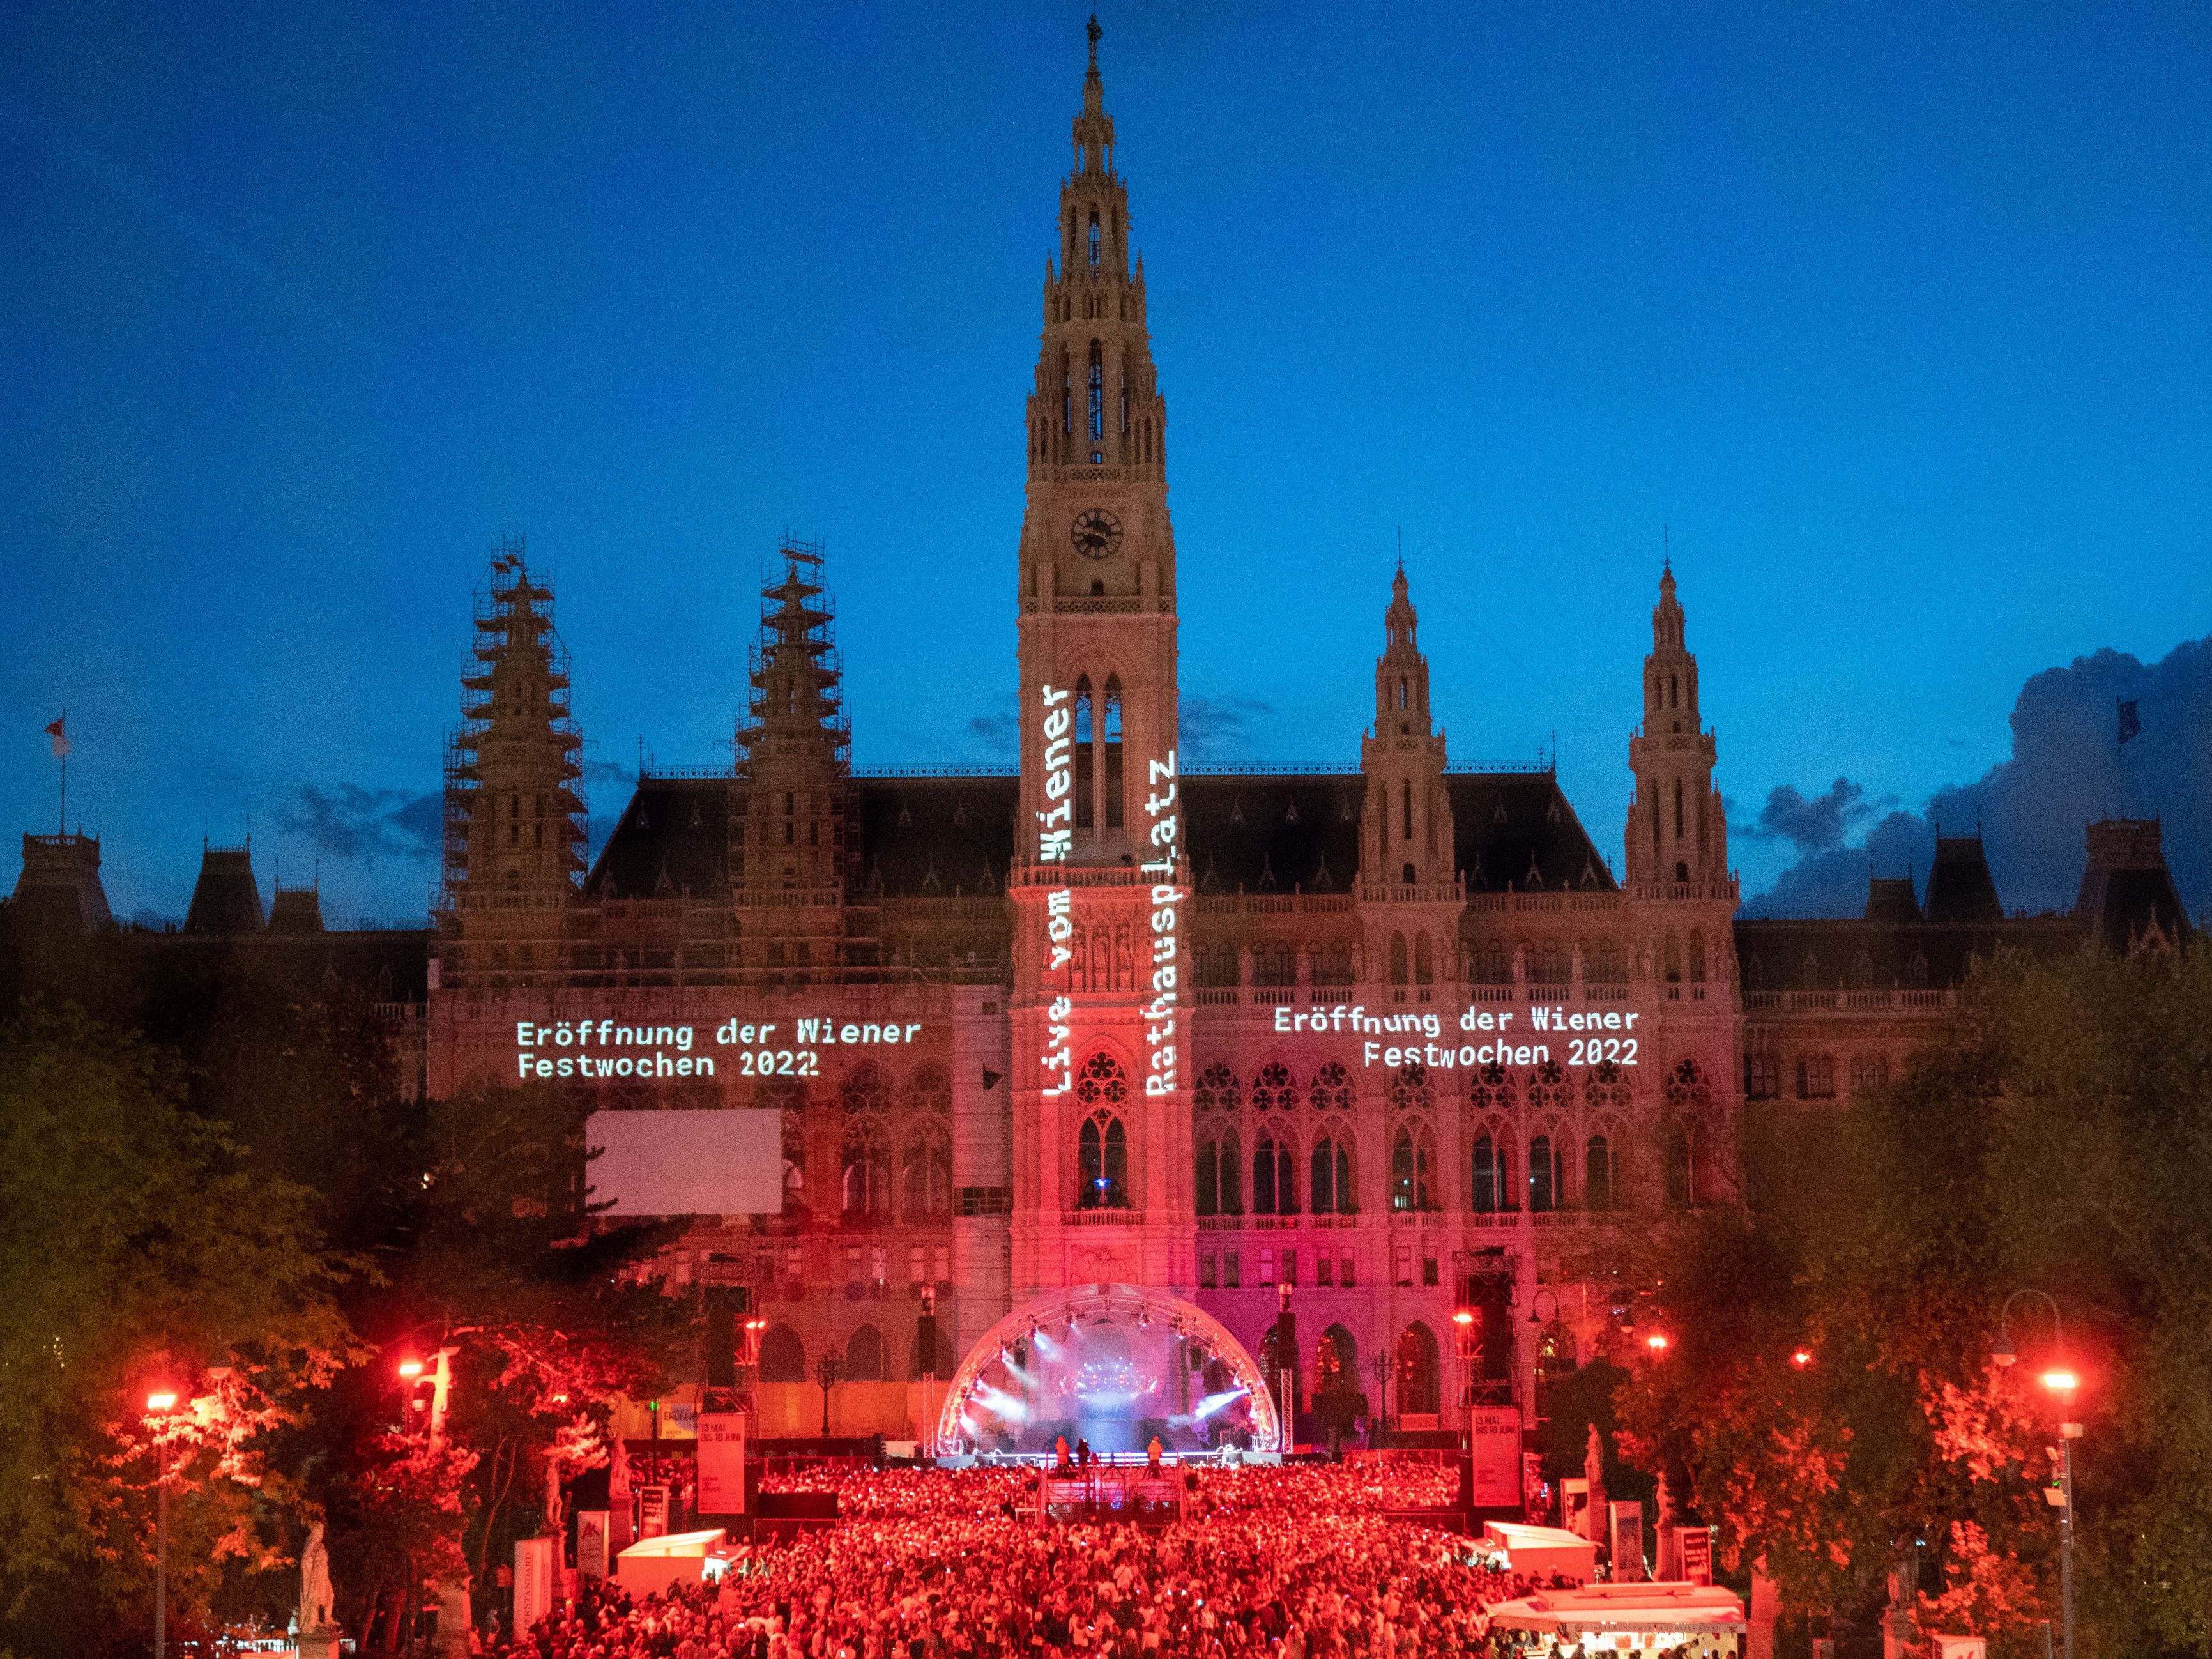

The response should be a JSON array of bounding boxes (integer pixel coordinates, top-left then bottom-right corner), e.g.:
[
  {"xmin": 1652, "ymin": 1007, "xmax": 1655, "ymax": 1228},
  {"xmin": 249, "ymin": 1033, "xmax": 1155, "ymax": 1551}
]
[{"xmin": 3, "ymin": 2, "xmax": 2208, "ymax": 924}]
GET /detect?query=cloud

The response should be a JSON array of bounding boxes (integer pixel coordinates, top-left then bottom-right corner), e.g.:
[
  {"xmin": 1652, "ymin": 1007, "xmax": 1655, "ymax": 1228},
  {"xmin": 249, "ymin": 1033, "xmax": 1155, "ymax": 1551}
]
[
  {"xmin": 277, "ymin": 784, "xmax": 441, "ymax": 869},
  {"xmin": 1180, "ymin": 695, "xmax": 1271, "ymax": 761},
  {"xmin": 966, "ymin": 710, "xmax": 1020, "ymax": 756},
  {"xmin": 1737, "ymin": 777, "xmax": 1889, "ymax": 854},
  {"xmin": 1750, "ymin": 635, "xmax": 2212, "ymax": 916}
]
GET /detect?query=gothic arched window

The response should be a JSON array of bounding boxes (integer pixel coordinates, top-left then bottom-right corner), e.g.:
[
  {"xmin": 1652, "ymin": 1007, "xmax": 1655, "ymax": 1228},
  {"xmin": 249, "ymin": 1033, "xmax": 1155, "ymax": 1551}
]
[
  {"xmin": 1311, "ymin": 1133, "xmax": 1354, "ymax": 1215},
  {"xmin": 1401, "ymin": 781, "xmax": 1414, "ymax": 841},
  {"xmin": 1196, "ymin": 1134, "xmax": 1219, "ymax": 1217},
  {"xmin": 1414, "ymin": 933, "xmax": 1435, "ymax": 985},
  {"xmin": 1077, "ymin": 1112, "xmax": 1128, "ymax": 1209},
  {"xmin": 1250, "ymin": 1062, "xmax": 1296, "ymax": 1114},
  {"xmin": 1072, "ymin": 677, "xmax": 1095, "ymax": 830},
  {"xmin": 1087, "ymin": 342, "xmax": 1104, "ymax": 441},
  {"xmin": 1102, "ymin": 676, "xmax": 1124, "ymax": 829},
  {"xmin": 1585, "ymin": 1134, "xmax": 1616, "ymax": 1211},
  {"xmin": 1471, "ymin": 1135, "xmax": 1506, "ymax": 1212},
  {"xmin": 1528, "ymin": 1133, "xmax": 1563, "ymax": 1213},
  {"xmin": 840, "ymin": 1122, "xmax": 889, "ymax": 1219},
  {"xmin": 1088, "ymin": 210, "xmax": 1101, "ymax": 268},
  {"xmin": 1253, "ymin": 1129, "xmax": 1297, "ymax": 1215},
  {"xmin": 1389, "ymin": 933, "xmax": 1408, "ymax": 985},
  {"xmin": 900, "ymin": 1120, "xmax": 951, "ymax": 1218},
  {"xmin": 1391, "ymin": 1122, "xmax": 1436, "ymax": 1211}
]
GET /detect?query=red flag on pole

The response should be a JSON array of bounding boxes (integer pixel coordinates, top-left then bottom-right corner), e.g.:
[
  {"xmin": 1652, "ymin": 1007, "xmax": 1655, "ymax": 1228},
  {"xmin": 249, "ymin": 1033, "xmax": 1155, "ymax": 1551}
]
[{"xmin": 45, "ymin": 715, "xmax": 68, "ymax": 757}]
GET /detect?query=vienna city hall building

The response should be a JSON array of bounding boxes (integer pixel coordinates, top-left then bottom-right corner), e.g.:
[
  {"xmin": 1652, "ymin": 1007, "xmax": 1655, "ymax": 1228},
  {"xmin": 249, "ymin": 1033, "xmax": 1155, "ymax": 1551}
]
[{"xmin": 13, "ymin": 28, "xmax": 2192, "ymax": 1458}]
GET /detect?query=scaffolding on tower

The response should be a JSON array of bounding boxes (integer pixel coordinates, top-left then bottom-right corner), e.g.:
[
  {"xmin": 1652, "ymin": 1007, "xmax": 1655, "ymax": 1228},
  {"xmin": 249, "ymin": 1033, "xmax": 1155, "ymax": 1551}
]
[{"xmin": 436, "ymin": 534, "xmax": 588, "ymax": 917}]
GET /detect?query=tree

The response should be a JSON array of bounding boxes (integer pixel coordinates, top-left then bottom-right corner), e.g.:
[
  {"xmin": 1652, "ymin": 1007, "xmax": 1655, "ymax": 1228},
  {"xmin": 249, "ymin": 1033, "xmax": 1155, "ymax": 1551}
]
[
  {"xmin": 0, "ymin": 1002, "xmax": 355, "ymax": 1657},
  {"xmin": 1613, "ymin": 945, "xmax": 2212, "ymax": 1655}
]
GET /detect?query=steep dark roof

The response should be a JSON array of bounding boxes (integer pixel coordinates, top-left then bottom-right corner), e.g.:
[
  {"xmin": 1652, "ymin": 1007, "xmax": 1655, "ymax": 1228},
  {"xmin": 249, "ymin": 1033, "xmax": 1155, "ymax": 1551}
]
[
  {"xmin": 267, "ymin": 885, "xmax": 326, "ymax": 935},
  {"xmin": 858, "ymin": 777, "xmax": 1019, "ymax": 898},
  {"xmin": 10, "ymin": 833, "xmax": 113, "ymax": 934},
  {"xmin": 1733, "ymin": 914, "xmax": 2079, "ymax": 993},
  {"xmin": 2075, "ymin": 818, "xmax": 2195, "ymax": 951},
  {"xmin": 587, "ymin": 768, "xmax": 1618, "ymax": 903},
  {"xmin": 1923, "ymin": 835, "xmax": 2004, "ymax": 924},
  {"xmin": 1447, "ymin": 774, "xmax": 1616, "ymax": 894},
  {"xmin": 583, "ymin": 779, "xmax": 728, "ymax": 900},
  {"xmin": 1183, "ymin": 776, "xmax": 1360, "ymax": 894},
  {"xmin": 1863, "ymin": 877, "xmax": 1921, "ymax": 926},
  {"xmin": 185, "ymin": 847, "xmax": 264, "ymax": 934}
]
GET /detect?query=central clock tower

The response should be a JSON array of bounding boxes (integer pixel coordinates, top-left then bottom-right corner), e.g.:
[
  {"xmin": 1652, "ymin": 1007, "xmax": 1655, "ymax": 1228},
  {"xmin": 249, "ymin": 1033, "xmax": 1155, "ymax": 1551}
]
[{"xmin": 1008, "ymin": 19, "xmax": 1191, "ymax": 1304}]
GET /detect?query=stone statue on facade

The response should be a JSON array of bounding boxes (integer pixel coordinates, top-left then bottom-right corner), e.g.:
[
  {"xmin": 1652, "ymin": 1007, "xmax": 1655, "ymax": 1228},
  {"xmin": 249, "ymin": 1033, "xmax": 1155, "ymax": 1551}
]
[
  {"xmin": 1295, "ymin": 946, "xmax": 1312, "ymax": 986},
  {"xmin": 1237, "ymin": 945, "xmax": 1254, "ymax": 986}
]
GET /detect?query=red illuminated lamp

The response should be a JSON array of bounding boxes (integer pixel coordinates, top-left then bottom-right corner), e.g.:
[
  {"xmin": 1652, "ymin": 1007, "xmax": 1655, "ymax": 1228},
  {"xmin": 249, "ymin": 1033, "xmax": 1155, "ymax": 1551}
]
[
  {"xmin": 1791, "ymin": 1349, "xmax": 1813, "ymax": 1368},
  {"xmin": 2041, "ymin": 1369, "xmax": 2079, "ymax": 1393},
  {"xmin": 1451, "ymin": 1310, "xmax": 1475, "ymax": 1327},
  {"xmin": 1644, "ymin": 1333, "xmax": 1670, "ymax": 1353},
  {"xmin": 397, "ymin": 1359, "xmax": 425, "ymax": 1379},
  {"xmin": 146, "ymin": 1390, "xmax": 179, "ymax": 1412}
]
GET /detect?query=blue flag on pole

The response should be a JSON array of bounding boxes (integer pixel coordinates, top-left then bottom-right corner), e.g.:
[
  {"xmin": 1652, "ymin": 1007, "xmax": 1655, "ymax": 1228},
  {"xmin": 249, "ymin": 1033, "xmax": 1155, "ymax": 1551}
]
[{"xmin": 2118, "ymin": 699, "xmax": 2141, "ymax": 745}]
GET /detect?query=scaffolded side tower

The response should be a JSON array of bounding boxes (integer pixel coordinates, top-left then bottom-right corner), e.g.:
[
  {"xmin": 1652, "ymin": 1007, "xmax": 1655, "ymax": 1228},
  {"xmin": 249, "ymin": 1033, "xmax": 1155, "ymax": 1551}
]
[
  {"xmin": 728, "ymin": 536, "xmax": 873, "ymax": 982},
  {"xmin": 437, "ymin": 536, "xmax": 587, "ymax": 990}
]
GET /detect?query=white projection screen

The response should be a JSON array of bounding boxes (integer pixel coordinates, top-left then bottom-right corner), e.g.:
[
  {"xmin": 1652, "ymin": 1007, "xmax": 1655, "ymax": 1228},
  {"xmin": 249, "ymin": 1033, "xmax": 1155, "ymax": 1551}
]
[{"xmin": 586, "ymin": 1110, "xmax": 782, "ymax": 1216}]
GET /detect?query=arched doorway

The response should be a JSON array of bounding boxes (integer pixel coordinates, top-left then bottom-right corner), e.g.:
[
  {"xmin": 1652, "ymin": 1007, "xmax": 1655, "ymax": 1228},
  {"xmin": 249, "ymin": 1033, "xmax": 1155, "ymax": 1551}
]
[
  {"xmin": 934, "ymin": 1283, "xmax": 1281, "ymax": 1456},
  {"xmin": 1396, "ymin": 1321, "xmax": 1440, "ymax": 1419},
  {"xmin": 758, "ymin": 1323, "xmax": 805, "ymax": 1384},
  {"xmin": 1315, "ymin": 1324, "xmax": 1358, "ymax": 1394}
]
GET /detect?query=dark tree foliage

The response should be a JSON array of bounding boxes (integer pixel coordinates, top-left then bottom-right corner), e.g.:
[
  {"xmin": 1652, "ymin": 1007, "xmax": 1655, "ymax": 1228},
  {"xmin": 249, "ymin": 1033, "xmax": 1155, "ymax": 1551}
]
[
  {"xmin": 0, "ymin": 916, "xmax": 692, "ymax": 1653},
  {"xmin": 1614, "ymin": 945, "xmax": 2212, "ymax": 1655}
]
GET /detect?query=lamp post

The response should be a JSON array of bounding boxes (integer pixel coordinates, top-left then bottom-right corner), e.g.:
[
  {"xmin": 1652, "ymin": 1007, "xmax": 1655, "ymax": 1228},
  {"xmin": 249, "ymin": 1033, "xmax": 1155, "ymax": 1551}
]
[
  {"xmin": 814, "ymin": 1349, "xmax": 844, "ymax": 1437},
  {"xmin": 146, "ymin": 1390, "xmax": 180, "ymax": 1659},
  {"xmin": 1368, "ymin": 1352, "xmax": 1391, "ymax": 1439},
  {"xmin": 1995, "ymin": 1290, "xmax": 2077, "ymax": 1659}
]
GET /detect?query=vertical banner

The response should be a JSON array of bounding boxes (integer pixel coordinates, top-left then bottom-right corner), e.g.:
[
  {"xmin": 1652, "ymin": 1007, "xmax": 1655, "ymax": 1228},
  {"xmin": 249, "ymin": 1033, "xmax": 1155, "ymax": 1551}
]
[
  {"xmin": 1608, "ymin": 1501, "xmax": 1645, "ymax": 1580},
  {"xmin": 696, "ymin": 1413, "xmax": 747, "ymax": 1515},
  {"xmin": 1678, "ymin": 1525, "xmax": 1713, "ymax": 1586},
  {"xmin": 513, "ymin": 1537, "xmax": 554, "ymax": 1635},
  {"xmin": 575, "ymin": 1511, "xmax": 610, "ymax": 1580},
  {"xmin": 1467, "ymin": 1409, "xmax": 1521, "ymax": 1506},
  {"xmin": 637, "ymin": 1485, "xmax": 670, "ymax": 1540}
]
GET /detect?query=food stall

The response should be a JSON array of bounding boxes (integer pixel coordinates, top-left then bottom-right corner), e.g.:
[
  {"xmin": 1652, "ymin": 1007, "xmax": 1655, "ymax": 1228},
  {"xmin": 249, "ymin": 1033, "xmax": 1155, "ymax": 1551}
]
[
  {"xmin": 1474, "ymin": 1520, "xmax": 1601, "ymax": 1584},
  {"xmin": 1482, "ymin": 1582, "xmax": 1747, "ymax": 1653}
]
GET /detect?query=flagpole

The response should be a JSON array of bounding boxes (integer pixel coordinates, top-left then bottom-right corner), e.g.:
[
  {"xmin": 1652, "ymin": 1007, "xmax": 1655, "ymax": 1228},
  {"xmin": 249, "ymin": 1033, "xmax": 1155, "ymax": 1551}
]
[{"xmin": 57, "ymin": 710, "xmax": 65, "ymax": 836}]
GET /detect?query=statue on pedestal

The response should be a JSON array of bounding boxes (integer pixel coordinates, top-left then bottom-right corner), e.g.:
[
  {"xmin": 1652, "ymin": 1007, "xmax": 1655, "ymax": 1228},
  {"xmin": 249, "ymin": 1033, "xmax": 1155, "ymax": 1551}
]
[{"xmin": 296, "ymin": 1520, "xmax": 337, "ymax": 1659}]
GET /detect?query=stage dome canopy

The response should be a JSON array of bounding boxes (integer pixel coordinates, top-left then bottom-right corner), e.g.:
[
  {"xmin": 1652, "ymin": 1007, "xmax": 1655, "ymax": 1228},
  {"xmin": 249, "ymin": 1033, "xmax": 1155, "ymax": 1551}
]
[{"xmin": 933, "ymin": 1283, "xmax": 1283, "ymax": 1458}]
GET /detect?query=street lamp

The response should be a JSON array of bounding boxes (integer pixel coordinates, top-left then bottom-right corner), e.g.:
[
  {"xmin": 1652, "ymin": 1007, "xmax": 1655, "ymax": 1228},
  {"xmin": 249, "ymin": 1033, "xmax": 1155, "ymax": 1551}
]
[
  {"xmin": 146, "ymin": 1389, "xmax": 181, "ymax": 1659},
  {"xmin": 1995, "ymin": 1289, "xmax": 2077, "ymax": 1659},
  {"xmin": 814, "ymin": 1349, "xmax": 844, "ymax": 1437},
  {"xmin": 1368, "ymin": 1352, "xmax": 1391, "ymax": 1438}
]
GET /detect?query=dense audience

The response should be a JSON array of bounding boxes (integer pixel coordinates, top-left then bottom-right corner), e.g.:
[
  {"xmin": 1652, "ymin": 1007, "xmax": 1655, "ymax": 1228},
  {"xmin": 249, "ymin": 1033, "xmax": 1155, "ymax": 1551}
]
[{"xmin": 490, "ymin": 1463, "xmax": 1575, "ymax": 1659}]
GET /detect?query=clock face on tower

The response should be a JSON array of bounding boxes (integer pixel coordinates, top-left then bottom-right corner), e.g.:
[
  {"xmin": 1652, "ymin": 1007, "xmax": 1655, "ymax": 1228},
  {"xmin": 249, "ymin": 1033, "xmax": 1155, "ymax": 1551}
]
[{"xmin": 1071, "ymin": 508, "xmax": 1124, "ymax": 560}]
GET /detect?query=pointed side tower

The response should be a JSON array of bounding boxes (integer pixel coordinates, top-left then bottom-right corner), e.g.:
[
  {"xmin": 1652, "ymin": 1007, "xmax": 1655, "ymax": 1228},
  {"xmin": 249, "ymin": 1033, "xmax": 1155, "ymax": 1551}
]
[
  {"xmin": 1626, "ymin": 564, "xmax": 1728, "ymax": 887},
  {"xmin": 1622, "ymin": 562, "xmax": 1741, "ymax": 1209},
  {"xmin": 729, "ymin": 536, "xmax": 865, "ymax": 983},
  {"xmin": 437, "ymin": 537, "xmax": 586, "ymax": 988},
  {"xmin": 1010, "ymin": 19, "xmax": 1193, "ymax": 1304},
  {"xmin": 1356, "ymin": 567, "xmax": 1462, "ymax": 1002}
]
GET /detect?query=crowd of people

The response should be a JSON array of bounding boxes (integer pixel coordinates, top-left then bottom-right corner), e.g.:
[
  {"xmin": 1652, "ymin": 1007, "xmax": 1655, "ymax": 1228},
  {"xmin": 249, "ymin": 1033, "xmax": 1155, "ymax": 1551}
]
[{"xmin": 489, "ymin": 1463, "xmax": 1585, "ymax": 1659}]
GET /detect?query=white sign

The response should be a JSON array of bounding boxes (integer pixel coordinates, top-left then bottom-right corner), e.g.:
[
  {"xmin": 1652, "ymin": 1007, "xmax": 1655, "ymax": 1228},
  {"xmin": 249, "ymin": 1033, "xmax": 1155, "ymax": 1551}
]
[
  {"xmin": 576, "ymin": 1511, "xmax": 610, "ymax": 1580},
  {"xmin": 513, "ymin": 1537, "xmax": 555, "ymax": 1634},
  {"xmin": 586, "ymin": 1110, "xmax": 782, "ymax": 1216},
  {"xmin": 1468, "ymin": 1408, "xmax": 1521, "ymax": 1506},
  {"xmin": 696, "ymin": 1413, "xmax": 747, "ymax": 1515}
]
